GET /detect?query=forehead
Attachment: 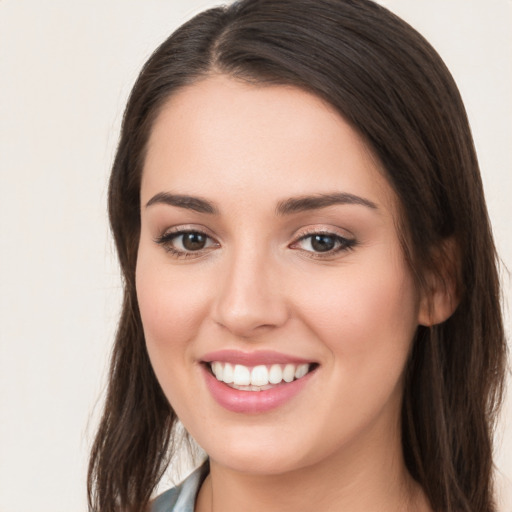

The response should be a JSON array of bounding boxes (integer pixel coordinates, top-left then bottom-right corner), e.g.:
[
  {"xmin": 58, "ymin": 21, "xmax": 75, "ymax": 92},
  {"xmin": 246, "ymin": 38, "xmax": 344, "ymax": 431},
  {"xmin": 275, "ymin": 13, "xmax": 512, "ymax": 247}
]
[{"xmin": 141, "ymin": 75, "xmax": 397, "ymax": 215}]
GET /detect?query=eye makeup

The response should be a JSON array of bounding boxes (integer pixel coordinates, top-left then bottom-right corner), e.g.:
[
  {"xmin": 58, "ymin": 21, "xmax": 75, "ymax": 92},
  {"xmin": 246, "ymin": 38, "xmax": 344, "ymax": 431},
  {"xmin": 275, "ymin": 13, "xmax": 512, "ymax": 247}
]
[{"xmin": 154, "ymin": 225, "xmax": 358, "ymax": 261}]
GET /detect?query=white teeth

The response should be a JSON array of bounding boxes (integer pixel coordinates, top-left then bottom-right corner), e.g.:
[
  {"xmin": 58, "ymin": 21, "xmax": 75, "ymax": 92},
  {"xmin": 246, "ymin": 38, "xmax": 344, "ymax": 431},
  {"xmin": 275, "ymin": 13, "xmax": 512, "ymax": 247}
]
[
  {"xmin": 222, "ymin": 362, "xmax": 234, "ymax": 384},
  {"xmin": 251, "ymin": 365, "xmax": 268, "ymax": 386},
  {"xmin": 295, "ymin": 364, "xmax": 309, "ymax": 379},
  {"xmin": 233, "ymin": 364, "xmax": 251, "ymax": 385},
  {"xmin": 283, "ymin": 364, "xmax": 295, "ymax": 383},
  {"xmin": 231, "ymin": 383, "xmax": 273, "ymax": 391},
  {"xmin": 269, "ymin": 364, "xmax": 283, "ymax": 384},
  {"xmin": 210, "ymin": 361, "xmax": 312, "ymax": 388},
  {"xmin": 212, "ymin": 361, "xmax": 223, "ymax": 381}
]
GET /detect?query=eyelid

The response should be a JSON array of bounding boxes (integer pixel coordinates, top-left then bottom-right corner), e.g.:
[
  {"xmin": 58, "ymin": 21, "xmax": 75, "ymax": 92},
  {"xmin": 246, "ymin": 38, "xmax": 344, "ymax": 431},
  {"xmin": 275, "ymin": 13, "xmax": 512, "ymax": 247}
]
[
  {"xmin": 153, "ymin": 224, "xmax": 356, "ymax": 259},
  {"xmin": 289, "ymin": 226, "xmax": 357, "ymax": 257},
  {"xmin": 154, "ymin": 225, "xmax": 220, "ymax": 258},
  {"xmin": 291, "ymin": 224, "xmax": 355, "ymax": 243},
  {"xmin": 155, "ymin": 223, "xmax": 217, "ymax": 240}
]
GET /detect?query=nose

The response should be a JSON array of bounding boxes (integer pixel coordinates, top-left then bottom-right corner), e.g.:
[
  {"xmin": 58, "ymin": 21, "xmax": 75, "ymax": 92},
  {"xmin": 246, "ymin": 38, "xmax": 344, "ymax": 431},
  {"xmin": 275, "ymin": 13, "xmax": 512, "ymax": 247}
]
[{"xmin": 212, "ymin": 247, "xmax": 289, "ymax": 338}]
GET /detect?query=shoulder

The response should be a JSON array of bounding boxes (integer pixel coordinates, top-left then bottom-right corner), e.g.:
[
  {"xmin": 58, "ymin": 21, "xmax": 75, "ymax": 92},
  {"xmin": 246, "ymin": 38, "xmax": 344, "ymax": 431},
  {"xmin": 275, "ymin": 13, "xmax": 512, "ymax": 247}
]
[{"xmin": 150, "ymin": 461, "xmax": 209, "ymax": 512}]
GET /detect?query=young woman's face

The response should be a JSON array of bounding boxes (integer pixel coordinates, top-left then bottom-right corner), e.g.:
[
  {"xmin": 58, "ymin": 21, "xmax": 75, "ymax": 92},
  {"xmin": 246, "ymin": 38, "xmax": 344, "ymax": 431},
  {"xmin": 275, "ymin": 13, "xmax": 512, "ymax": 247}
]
[{"xmin": 137, "ymin": 75, "xmax": 424, "ymax": 475}]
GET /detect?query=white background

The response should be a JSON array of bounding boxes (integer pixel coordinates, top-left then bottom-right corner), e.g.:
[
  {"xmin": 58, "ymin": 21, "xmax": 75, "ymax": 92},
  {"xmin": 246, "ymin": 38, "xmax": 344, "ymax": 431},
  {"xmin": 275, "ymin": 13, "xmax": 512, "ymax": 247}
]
[{"xmin": 0, "ymin": 1, "xmax": 510, "ymax": 511}]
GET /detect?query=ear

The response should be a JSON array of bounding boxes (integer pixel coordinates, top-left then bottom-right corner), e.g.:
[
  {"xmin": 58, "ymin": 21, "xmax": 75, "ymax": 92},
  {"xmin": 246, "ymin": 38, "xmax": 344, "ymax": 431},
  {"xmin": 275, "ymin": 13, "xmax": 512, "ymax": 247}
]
[{"xmin": 417, "ymin": 237, "xmax": 460, "ymax": 327}]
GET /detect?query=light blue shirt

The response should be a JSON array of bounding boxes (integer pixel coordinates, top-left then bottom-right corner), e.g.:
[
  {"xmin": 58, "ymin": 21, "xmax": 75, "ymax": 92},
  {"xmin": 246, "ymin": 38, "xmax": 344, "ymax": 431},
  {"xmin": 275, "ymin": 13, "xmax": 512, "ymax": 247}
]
[{"xmin": 151, "ymin": 462, "xmax": 209, "ymax": 512}]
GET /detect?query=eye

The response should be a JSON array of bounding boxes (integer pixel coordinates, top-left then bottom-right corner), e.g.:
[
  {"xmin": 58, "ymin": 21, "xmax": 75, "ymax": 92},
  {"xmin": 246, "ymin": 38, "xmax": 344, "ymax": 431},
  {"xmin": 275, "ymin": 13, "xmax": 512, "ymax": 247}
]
[
  {"xmin": 155, "ymin": 229, "xmax": 218, "ymax": 257},
  {"xmin": 291, "ymin": 232, "xmax": 356, "ymax": 256},
  {"xmin": 175, "ymin": 232, "xmax": 210, "ymax": 251}
]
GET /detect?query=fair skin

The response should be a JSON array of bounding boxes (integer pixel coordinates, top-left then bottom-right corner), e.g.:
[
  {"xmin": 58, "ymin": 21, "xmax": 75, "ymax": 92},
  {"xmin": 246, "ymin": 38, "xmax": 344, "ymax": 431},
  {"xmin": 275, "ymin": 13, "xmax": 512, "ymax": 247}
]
[{"xmin": 136, "ymin": 75, "xmax": 433, "ymax": 511}]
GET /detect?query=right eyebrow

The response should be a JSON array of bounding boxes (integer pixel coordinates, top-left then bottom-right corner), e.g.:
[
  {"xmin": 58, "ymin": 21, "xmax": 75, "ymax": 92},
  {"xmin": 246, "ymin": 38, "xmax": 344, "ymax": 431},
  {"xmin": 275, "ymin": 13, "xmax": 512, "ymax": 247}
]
[{"xmin": 145, "ymin": 192, "xmax": 219, "ymax": 214}]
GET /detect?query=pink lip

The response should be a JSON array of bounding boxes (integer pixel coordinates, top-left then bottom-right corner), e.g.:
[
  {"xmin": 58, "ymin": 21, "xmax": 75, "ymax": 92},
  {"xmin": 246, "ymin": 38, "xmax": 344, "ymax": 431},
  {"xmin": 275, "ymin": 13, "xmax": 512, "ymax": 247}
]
[
  {"xmin": 201, "ymin": 363, "xmax": 317, "ymax": 414},
  {"xmin": 201, "ymin": 349, "xmax": 313, "ymax": 366}
]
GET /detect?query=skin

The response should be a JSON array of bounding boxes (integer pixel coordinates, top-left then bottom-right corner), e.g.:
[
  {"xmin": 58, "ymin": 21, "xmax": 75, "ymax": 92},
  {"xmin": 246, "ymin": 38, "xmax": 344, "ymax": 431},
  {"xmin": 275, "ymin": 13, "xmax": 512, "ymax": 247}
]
[{"xmin": 136, "ymin": 75, "xmax": 433, "ymax": 511}]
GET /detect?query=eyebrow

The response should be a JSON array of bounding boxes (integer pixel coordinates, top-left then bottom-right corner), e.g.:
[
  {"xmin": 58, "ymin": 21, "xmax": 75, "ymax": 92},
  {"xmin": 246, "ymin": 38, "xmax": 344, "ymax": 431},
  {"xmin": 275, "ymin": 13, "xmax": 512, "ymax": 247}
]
[
  {"xmin": 145, "ymin": 192, "xmax": 218, "ymax": 214},
  {"xmin": 145, "ymin": 191, "xmax": 378, "ymax": 215},
  {"xmin": 275, "ymin": 192, "xmax": 378, "ymax": 215}
]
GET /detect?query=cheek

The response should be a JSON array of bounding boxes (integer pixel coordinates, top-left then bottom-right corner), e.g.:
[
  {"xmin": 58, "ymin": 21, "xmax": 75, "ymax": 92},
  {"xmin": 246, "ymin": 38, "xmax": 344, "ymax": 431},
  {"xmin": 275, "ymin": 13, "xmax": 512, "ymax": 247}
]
[
  {"xmin": 135, "ymin": 250, "xmax": 211, "ymax": 361},
  {"xmin": 135, "ymin": 250, "xmax": 215, "ymax": 414},
  {"xmin": 294, "ymin": 259, "xmax": 419, "ymax": 365},
  {"xmin": 295, "ymin": 263, "xmax": 419, "ymax": 440}
]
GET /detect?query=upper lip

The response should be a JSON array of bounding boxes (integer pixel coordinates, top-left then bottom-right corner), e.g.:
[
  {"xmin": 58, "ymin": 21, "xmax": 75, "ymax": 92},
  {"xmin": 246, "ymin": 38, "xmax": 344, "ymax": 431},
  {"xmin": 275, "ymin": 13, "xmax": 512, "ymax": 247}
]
[{"xmin": 201, "ymin": 349, "xmax": 315, "ymax": 366}]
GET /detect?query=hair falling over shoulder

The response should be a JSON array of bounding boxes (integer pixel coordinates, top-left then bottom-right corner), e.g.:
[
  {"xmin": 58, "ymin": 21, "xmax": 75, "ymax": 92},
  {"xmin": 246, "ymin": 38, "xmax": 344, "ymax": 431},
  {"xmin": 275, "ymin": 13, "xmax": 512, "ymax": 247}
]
[{"xmin": 88, "ymin": 1, "xmax": 508, "ymax": 511}]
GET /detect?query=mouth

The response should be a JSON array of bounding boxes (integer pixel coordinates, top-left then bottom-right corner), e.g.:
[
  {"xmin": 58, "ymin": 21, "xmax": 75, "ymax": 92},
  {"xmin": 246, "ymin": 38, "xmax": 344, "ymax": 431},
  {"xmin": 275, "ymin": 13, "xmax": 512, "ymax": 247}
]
[
  {"xmin": 200, "ymin": 352, "xmax": 319, "ymax": 413},
  {"xmin": 205, "ymin": 361, "xmax": 318, "ymax": 391}
]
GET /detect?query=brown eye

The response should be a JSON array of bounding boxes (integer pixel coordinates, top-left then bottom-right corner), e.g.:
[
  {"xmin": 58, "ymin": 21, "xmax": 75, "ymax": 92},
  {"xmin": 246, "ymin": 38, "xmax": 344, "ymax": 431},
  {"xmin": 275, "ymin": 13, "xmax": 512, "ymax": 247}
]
[
  {"xmin": 155, "ymin": 229, "xmax": 218, "ymax": 257},
  {"xmin": 292, "ymin": 232, "xmax": 357, "ymax": 256},
  {"xmin": 181, "ymin": 232, "xmax": 208, "ymax": 251},
  {"xmin": 310, "ymin": 234, "xmax": 336, "ymax": 252}
]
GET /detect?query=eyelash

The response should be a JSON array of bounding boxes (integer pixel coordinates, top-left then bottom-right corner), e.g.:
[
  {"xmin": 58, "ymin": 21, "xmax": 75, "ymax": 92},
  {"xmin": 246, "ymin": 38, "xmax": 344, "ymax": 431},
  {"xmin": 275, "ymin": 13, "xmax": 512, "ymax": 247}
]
[
  {"xmin": 154, "ymin": 229, "xmax": 218, "ymax": 259},
  {"xmin": 292, "ymin": 230, "xmax": 357, "ymax": 258},
  {"xmin": 154, "ymin": 229, "xmax": 357, "ymax": 260}
]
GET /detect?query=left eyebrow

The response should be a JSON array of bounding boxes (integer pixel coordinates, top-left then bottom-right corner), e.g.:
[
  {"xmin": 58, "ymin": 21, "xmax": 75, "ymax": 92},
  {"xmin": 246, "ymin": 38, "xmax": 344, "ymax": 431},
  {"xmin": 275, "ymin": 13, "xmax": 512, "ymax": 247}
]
[{"xmin": 275, "ymin": 192, "xmax": 378, "ymax": 215}]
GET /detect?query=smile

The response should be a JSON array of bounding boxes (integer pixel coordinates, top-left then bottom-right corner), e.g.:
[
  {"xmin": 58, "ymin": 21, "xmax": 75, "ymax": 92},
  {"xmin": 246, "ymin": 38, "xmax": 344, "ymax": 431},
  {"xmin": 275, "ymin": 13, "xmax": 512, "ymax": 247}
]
[
  {"xmin": 209, "ymin": 362, "xmax": 311, "ymax": 390},
  {"xmin": 200, "ymin": 351, "xmax": 319, "ymax": 413}
]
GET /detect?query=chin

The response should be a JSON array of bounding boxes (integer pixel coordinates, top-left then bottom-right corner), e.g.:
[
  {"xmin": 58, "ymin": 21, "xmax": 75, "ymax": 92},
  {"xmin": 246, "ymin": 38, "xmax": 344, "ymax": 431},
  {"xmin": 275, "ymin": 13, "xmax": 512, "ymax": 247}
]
[
  {"xmin": 193, "ymin": 426, "xmax": 320, "ymax": 476},
  {"xmin": 210, "ymin": 448, "xmax": 308, "ymax": 476}
]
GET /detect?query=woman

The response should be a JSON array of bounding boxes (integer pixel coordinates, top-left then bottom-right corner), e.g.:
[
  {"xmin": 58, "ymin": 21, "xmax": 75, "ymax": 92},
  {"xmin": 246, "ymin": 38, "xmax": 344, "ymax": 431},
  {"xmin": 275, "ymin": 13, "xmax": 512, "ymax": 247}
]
[{"xmin": 88, "ymin": 1, "xmax": 507, "ymax": 511}]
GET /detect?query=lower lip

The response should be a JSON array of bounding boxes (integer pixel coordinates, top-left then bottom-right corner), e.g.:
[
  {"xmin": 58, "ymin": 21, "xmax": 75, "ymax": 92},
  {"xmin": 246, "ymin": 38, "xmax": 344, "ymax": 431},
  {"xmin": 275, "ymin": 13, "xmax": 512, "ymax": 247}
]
[{"xmin": 202, "ymin": 365, "xmax": 316, "ymax": 413}]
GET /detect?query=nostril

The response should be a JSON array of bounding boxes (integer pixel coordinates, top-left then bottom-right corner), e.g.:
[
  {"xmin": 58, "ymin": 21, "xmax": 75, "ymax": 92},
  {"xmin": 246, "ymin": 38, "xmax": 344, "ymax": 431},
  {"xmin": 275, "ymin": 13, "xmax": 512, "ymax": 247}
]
[{"xmin": 212, "ymin": 270, "xmax": 289, "ymax": 336}]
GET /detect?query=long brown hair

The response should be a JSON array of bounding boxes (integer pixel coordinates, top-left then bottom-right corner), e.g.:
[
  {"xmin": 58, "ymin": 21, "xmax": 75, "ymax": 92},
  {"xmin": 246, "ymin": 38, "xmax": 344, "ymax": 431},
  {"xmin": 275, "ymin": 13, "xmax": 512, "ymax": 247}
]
[{"xmin": 88, "ymin": 1, "xmax": 508, "ymax": 510}]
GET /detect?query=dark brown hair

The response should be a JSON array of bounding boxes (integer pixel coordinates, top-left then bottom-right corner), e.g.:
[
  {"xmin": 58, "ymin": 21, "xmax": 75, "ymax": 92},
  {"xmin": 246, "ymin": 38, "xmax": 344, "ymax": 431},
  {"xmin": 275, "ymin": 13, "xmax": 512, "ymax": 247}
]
[{"xmin": 88, "ymin": 1, "xmax": 508, "ymax": 511}]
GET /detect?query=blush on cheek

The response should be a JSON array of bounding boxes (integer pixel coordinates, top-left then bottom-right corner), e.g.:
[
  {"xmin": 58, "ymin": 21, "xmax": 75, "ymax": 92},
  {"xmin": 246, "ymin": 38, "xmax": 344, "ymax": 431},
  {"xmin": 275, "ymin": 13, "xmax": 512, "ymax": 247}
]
[
  {"xmin": 302, "ymin": 269, "xmax": 417, "ymax": 359},
  {"xmin": 139, "ymin": 289, "xmax": 193, "ymax": 348},
  {"xmin": 136, "ymin": 258, "xmax": 212, "ymax": 354}
]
